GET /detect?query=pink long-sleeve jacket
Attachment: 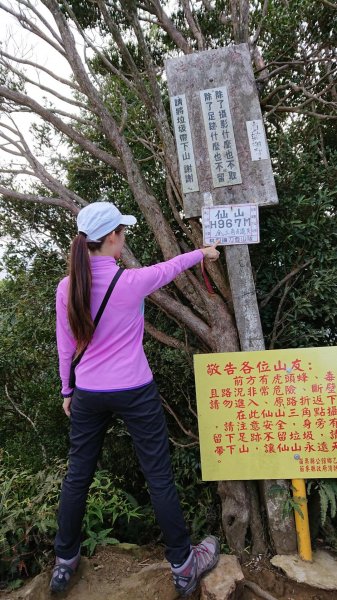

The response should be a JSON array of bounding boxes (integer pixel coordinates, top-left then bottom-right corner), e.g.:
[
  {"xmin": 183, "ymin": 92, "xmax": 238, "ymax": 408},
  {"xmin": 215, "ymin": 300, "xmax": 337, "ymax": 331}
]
[{"xmin": 56, "ymin": 250, "xmax": 204, "ymax": 396}]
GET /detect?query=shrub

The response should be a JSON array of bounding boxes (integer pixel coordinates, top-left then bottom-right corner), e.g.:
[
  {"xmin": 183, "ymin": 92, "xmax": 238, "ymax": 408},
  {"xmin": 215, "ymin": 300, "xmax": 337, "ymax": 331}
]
[{"xmin": 0, "ymin": 458, "xmax": 141, "ymax": 587}]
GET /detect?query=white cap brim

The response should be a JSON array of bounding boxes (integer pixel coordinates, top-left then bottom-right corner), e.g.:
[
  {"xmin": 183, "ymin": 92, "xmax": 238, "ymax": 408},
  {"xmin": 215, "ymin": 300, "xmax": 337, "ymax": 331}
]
[{"xmin": 120, "ymin": 215, "xmax": 137, "ymax": 226}]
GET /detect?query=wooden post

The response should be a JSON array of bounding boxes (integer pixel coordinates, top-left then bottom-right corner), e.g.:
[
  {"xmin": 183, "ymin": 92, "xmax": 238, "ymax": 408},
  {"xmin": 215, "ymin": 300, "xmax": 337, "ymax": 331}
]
[
  {"xmin": 225, "ymin": 243, "xmax": 297, "ymax": 554},
  {"xmin": 225, "ymin": 245, "xmax": 264, "ymax": 352}
]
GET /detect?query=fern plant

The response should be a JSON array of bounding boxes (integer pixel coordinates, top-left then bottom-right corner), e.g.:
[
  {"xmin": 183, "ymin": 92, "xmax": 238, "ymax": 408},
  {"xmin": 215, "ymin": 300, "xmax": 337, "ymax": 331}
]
[
  {"xmin": 307, "ymin": 479, "xmax": 337, "ymax": 525},
  {"xmin": 267, "ymin": 483, "xmax": 305, "ymax": 519}
]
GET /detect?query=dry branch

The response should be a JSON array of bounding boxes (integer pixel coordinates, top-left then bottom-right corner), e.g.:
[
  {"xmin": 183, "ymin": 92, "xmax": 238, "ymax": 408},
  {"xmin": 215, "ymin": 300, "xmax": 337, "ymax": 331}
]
[
  {"xmin": 260, "ymin": 260, "xmax": 313, "ymax": 309},
  {"xmin": 160, "ymin": 393, "xmax": 199, "ymax": 441},
  {"xmin": 5, "ymin": 384, "xmax": 47, "ymax": 464},
  {"xmin": 0, "ymin": 186, "xmax": 74, "ymax": 210},
  {"xmin": 144, "ymin": 320, "xmax": 187, "ymax": 351},
  {"xmin": 181, "ymin": 0, "xmax": 205, "ymax": 50}
]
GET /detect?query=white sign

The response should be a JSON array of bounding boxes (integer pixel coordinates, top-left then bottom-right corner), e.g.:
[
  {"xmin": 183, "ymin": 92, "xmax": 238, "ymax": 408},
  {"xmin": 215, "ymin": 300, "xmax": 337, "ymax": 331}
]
[
  {"xmin": 246, "ymin": 120, "xmax": 269, "ymax": 161},
  {"xmin": 200, "ymin": 86, "xmax": 242, "ymax": 188},
  {"xmin": 170, "ymin": 94, "xmax": 199, "ymax": 193},
  {"xmin": 202, "ymin": 203, "xmax": 260, "ymax": 245}
]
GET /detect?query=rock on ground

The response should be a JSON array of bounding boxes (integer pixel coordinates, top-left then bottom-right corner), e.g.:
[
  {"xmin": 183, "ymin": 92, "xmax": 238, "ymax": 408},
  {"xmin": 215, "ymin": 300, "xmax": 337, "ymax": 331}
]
[
  {"xmin": 200, "ymin": 556, "xmax": 244, "ymax": 600},
  {"xmin": 271, "ymin": 550, "xmax": 337, "ymax": 591}
]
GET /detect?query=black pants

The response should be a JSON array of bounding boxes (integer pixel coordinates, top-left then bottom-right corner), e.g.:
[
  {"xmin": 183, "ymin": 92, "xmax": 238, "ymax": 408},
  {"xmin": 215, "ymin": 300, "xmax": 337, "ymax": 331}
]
[{"xmin": 54, "ymin": 380, "xmax": 191, "ymax": 564}]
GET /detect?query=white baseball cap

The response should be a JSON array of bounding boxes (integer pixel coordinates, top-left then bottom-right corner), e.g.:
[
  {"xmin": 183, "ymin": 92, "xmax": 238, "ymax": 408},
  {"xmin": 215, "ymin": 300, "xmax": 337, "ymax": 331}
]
[{"xmin": 77, "ymin": 201, "xmax": 137, "ymax": 242}]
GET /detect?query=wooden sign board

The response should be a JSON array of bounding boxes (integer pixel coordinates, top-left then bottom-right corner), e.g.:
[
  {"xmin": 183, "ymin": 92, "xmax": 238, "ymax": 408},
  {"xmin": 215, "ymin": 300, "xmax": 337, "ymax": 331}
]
[{"xmin": 166, "ymin": 44, "xmax": 278, "ymax": 218}]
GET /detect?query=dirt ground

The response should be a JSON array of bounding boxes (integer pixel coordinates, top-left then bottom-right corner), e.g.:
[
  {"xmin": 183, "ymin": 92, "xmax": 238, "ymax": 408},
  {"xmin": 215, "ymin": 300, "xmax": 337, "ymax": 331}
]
[
  {"xmin": 1, "ymin": 545, "xmax": 337, "ymax": 600},
  {"xmin": 240, "ymin": 555, "xmax": 337, "ymax": 600}
]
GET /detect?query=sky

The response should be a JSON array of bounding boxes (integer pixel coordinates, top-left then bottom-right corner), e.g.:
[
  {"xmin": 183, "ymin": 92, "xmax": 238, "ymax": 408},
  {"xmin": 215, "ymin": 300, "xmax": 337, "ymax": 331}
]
[
  {"xmin": 0, "ymin": 0, "xmax": 179, "ymax": 170},
  {"xmin": 0, "ymin": 1, "xmax": 75, "ymax": 276},
  {"xmin": 1, "ymin": 2, "xmax": 77, "ymax": 129},
  {"xmin": 0, "ymin": 0, "xmax": 179, "ymax": 276},
  {"xmin": 0, "ymin": 0, "xmax": 76, "ymax": 188}
]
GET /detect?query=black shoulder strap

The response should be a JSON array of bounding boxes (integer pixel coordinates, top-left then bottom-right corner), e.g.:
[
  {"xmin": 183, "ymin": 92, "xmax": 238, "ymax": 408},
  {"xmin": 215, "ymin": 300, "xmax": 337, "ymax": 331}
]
[
  {"xmin": 93, "ymin": 267, "xmax": 124, "ymax": 327},
  {"xmin": 72, "ymin": 267, "xmax": 124, "ymax": 369}
]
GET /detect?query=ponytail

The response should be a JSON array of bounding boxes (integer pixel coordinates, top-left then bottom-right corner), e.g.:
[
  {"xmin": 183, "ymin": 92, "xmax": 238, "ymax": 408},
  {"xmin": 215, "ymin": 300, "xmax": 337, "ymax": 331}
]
[
  {"xmin": 67, "ymin": 233, "xmax": 94, "ymax": 356},
  {"xmin": 67, "ymin": 225, "xmax": 124, "ymax": 355}
]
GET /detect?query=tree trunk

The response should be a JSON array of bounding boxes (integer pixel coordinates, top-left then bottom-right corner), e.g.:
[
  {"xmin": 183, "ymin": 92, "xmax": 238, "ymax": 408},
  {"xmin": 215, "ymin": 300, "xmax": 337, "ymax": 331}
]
[
  {"xmin": 217, "ymin": 480, "xmax": 250, "ymax": 558},
  {"xmin": 261, "ymin": 480, "xmax": 297, "ymax": 554}
]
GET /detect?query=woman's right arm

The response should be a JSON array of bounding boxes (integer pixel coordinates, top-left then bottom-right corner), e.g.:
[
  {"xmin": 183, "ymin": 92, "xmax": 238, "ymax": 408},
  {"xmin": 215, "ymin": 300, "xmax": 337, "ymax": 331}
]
[{"xmin": 129, "ymin": 243, "xmax": 220, "ymax": 298}]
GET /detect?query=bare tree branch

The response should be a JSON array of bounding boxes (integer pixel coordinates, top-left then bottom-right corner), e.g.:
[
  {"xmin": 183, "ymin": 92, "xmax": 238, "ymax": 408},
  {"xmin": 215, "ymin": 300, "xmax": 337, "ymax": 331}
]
[
  {"xmin": 0, "ymin": 186, "xmax": 74, "ymax": 210},
  {"xmin": 181, "ymin": 0, "xmax": 205, "ymax": 50},
  {"xmin": 0, "ymin": 49, "xmax": 80, "ymax": 91},
  {"xmin": 0, "ymin": 119, "xmax": 88, "ymax": 207},
  {"xmin": 0, "ymin": 85, "xmax": 126, "ymax": 175},
  {"xmin": 269, "ymin": 282, "xmax": 290, "ymax": 349},
  {"xmin": 144, "ymin": 319, "xmax": 187, "ymax": 351},
  {"xmin": 141, "ymin": 0, "xmax": 192, "ymax": 54},
  {"xmin": 259, "ymin": 260, "xmax": 313, "ymax": 309},
  {"xmin": 0, "ymin": 168, "xmax": 35, "ymax": 176},
  {"xmin": 95, "ymin": 0, "xmax": 155, "ymax": 101},
  {"xmin": 15, "ymin": 0, "xmax": 63, "ymax": 45},
  {"xmin": 265, "ymin": 105, "xmax": 337, "ymax": 120},
  {"xmin": 268, "ymin": 269, "xmax": 305, "ymax": 350},
  {"xmin": 0, "ymin": 0, "xmax": 66, "ymax": 57},
  {"xmin": 0, "ymin": 58, "xmax": 87, "ymax": 111},
  {"xmin": 161, "ymin": 393, "xmax": 199, "ymax": 441},
  {"xmin": 169, "ymin": 438, "xmax": 199, "ymax": 448},
  {"xmin": 250, "ymin": 0, "xmax": 269, "ymax": 46},
  {"xmin": 230, "ymin": 0, "xmax": 249, "ymax": 43},
  {"xmin": 256, "ymin": 57, "xmax": 336, "ymax": 74},
  {"xmin": 98, "ymin": 0, "xmax": 181, "ymax": 188},
  {"xmin": 5, "ymin": 384, "xmax": 47, "ymax": 464}
]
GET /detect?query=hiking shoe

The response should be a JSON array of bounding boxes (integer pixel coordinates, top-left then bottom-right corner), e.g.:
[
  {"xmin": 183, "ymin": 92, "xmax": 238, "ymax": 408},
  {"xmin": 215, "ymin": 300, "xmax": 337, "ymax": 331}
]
[
  {"xmin": 49, "ymin": 554, "xmax": 80, "ymax": 593},
  {"xmin": 171, "ymin": 535, "xmax": 220, "ymax": 596}
]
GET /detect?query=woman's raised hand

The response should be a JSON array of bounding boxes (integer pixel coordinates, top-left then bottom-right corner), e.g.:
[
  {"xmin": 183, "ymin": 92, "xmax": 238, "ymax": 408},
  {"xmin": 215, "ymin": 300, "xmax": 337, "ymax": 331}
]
[{"xmin": 200, "ymin": 240, "xmax": 220, "ymax": 262}]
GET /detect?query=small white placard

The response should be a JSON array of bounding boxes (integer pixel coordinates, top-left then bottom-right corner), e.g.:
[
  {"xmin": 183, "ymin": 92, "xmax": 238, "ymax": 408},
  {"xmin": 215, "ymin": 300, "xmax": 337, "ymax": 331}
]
[
  {"xmin": 170, "ymin": 94, "xmax": 199, "ymax": 193},
  {"xmin": 246, "ymin": 120, "xmax": 269, "ymax": 161},
  {"xmin": 202, "ymin": 203, "xmax": 260, "ymax": 245},
  {"xmin": 200, "ymin": 86, "xmax": 242, "ymax": 188}
]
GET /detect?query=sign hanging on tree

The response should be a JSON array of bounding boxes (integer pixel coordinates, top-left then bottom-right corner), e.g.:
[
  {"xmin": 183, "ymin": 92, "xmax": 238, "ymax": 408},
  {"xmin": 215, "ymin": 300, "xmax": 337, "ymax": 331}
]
[{"xmin": 202, "ymin": 203, "xmax": 259, "ymax": 246}]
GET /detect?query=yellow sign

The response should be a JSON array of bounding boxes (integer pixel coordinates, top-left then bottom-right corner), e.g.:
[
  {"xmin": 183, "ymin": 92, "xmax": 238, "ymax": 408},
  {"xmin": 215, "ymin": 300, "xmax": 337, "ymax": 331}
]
[{"xmin": 194, "ymin": 347, "xmax": 337, "ymax": 480}]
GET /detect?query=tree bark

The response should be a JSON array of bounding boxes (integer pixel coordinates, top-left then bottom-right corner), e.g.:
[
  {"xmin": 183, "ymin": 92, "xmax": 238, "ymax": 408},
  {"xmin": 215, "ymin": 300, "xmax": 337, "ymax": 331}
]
[
  {"xmin": 218, "ymin": 480, "xmax": 250, "ymax": 557},
  {"xmin": 261, "ymin": 480, "xmax": 297, "ymax": 554}
]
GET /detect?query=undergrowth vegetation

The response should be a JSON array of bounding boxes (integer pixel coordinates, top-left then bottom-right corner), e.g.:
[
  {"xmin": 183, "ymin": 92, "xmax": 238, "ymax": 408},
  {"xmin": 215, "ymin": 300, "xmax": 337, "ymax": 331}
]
[
  {"xmin": 0, "ymin": 447, "xmax": 222, "ymax": 587},
  {"xmin": 0, "ymin": 459, "xmax": 141, "ymax": 588}
]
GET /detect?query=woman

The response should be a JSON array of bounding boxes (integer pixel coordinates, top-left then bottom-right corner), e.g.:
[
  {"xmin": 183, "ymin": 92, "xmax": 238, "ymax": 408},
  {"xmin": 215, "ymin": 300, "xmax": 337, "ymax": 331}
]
[{"xmin": 51, "ymin": 201, "xmax": 220, "ymax": 596}]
